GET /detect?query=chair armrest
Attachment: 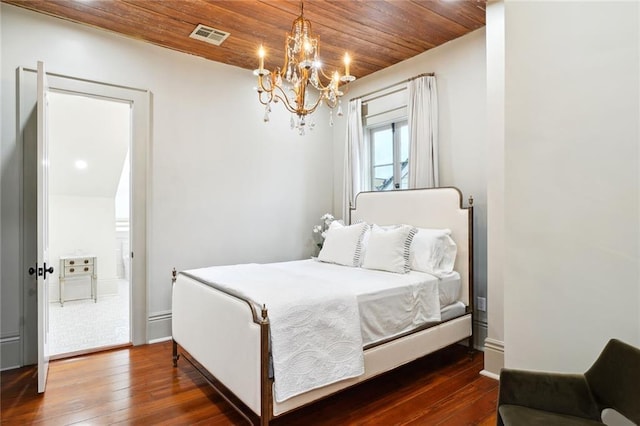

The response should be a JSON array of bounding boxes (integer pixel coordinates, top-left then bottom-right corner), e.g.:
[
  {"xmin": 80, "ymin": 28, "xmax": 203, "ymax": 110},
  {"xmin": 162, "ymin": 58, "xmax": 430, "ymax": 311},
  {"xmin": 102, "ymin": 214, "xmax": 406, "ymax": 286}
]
[{"xmin": 498, "ymin": 368, "xmax": 601, "ymax": 421}]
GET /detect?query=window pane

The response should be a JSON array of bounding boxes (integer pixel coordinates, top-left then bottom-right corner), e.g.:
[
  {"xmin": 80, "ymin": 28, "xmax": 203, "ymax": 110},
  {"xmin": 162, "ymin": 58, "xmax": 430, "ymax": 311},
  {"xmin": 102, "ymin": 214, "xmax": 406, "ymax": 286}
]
[
  {"xmin": 399, "ymin": 123, "xmax": 409, "ymax": 162},
  {"xmin": 373, "ymin": 165, "xmax": 393, "ymax": 191},
  {"xmin": 398, "ymin": 122, "xmax": 409, "ymax": 189},
  {"xmin": 400, "ymin": 173, "xmax": 409, "ymax": 190},
  {"xmin": 372, "ymin": 127, "xmax": 393, "ymax": 166},
  {"xmin": 368, "ymin": 120, "xmax": 411, "ymax": 192}
]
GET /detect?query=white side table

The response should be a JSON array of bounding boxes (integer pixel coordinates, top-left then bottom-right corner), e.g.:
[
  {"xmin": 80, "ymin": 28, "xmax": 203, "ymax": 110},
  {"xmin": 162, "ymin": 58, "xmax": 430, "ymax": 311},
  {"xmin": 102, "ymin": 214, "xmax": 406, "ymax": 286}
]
[{"xmin": 59, "ymin": 255, "xmax": 97, "ymax": 307}]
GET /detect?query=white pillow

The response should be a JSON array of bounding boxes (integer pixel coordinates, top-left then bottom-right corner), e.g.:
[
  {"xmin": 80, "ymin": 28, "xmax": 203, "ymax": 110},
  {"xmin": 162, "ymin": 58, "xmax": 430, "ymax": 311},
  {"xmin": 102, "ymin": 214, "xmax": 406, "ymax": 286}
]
[
  {"xmin": 409, "ymin": 228, "xmax": 457, "ymax": 275},
  {"xmin": 362, "ymin": 224, "xmax": 417, "ymax": 273},
  {"xmin": 317, "ymin": 221, "xmax": 369, "ymax": 267}
]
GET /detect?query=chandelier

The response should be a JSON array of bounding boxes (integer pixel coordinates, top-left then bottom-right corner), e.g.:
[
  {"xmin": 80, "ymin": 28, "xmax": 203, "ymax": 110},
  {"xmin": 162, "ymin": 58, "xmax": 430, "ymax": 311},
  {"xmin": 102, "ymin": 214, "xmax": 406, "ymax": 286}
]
[{"xmin": 255, "ymin": 3, "xmax": 355, "ymax": 135}]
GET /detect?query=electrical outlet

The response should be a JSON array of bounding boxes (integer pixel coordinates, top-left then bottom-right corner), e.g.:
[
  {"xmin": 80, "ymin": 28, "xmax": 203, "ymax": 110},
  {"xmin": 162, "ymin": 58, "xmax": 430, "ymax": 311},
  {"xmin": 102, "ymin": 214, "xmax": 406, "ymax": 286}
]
[{"xmin": 476, "ymin": 297, "xmax": 487, "ymax": 312}]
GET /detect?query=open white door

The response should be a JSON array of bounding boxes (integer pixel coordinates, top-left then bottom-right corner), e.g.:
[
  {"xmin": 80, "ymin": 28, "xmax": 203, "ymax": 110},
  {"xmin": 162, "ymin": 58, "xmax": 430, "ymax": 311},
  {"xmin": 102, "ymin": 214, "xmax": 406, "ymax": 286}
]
[{"xmin": 36, "ymin": 61, "xmax": 51, "ymax": 393}]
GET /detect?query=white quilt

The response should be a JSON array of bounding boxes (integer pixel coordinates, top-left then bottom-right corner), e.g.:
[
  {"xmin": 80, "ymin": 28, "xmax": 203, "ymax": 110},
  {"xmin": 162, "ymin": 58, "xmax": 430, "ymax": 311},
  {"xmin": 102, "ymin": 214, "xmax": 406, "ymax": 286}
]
[
  {"xmin": 184, "ymin": 259, "xmax": 449, "ymax": 402},
  {"xmin": 184, "ymin": 262, "xmax": 365, "ymax": 402}
]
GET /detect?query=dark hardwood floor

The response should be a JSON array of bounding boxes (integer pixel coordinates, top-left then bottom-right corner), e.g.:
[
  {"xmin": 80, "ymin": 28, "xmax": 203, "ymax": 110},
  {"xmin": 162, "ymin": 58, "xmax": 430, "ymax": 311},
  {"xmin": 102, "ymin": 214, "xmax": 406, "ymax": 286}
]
[{"xmin": 1, "ymin": 341, "xmax": 498, "ymax": 425}]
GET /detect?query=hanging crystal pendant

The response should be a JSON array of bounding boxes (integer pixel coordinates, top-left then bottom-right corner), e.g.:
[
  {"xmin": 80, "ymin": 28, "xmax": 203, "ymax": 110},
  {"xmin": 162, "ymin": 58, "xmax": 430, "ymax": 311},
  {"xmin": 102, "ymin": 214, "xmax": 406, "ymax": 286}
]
[
  {"xmin": 337, "ymin": 99, "xmax": 343, "ymax": 117},
  {"xmin": 290, "ymin": 114, "xmax": 295, "ymax": 129},
  {"xmin": 329, "ymin": 110, "xmax": 334, "ymax": 127},
  {"xmin": 263, "ymin": 102, "xmax": 271, "ymax": 123}
]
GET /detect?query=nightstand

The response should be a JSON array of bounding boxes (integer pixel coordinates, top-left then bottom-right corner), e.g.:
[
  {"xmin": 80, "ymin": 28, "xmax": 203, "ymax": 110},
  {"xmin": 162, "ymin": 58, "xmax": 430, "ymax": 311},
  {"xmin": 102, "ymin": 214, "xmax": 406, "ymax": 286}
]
[{"xmin": 59, "ymin": 255, "xmax": 97, "ymax": 307}]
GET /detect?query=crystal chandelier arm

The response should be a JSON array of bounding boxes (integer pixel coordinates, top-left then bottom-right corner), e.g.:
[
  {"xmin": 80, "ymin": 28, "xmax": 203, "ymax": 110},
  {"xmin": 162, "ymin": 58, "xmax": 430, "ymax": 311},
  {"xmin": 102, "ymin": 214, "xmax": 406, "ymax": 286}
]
[
  {"xmin": 256, "ymin": 74, "xmax": 275, "ymax": 105},
  {"xmin": 257, "ymin": 90, "xmax": 274, "ymax": 106},
  {"xmin": 317, "ymin": 68, "xmax": 339, "ymax": 87},
  {"xmin": 271, "ymin": 85, "xmax": 324, "ymax": 116},
  {"xmin": 256, "ymin": 66, "xmax": 343, "ymax": 115}
]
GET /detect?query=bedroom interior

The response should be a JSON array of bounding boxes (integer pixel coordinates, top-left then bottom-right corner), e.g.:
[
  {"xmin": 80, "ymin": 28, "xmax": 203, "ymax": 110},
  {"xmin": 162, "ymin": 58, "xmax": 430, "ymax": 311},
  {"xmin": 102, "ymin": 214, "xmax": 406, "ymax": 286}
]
[
  {"xmin": 1, "ymin": 1, "xmax": 638, "ymax": 425},
  {"xmin": 46, "ymin": 90, "xmax": 132, "ymax": 357}
]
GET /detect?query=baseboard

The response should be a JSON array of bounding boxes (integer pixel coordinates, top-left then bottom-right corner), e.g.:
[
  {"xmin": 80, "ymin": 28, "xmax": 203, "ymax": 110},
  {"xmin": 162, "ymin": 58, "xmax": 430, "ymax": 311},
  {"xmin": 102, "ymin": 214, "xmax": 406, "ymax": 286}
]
[
  {"xmin": 480, "ymin": 369, "xmax": 500, "ymax": 380},
  {"xmin": 1, "ymin": 333, "xmax": 22, "ymax": 370},
  {"xmin": 482, "ymin": 337, "xmax": 504, "ymax": 377},
  {"xmin": 473, "ymin": 320, "xmax": 488, "ymax": 351},
  {"xmin": 148, "ymin": 336, "xmax": 173, "ymax": 344},
  {"xmin": 147, "ymin": 311, "xmax": 172, "ymax": 343}
]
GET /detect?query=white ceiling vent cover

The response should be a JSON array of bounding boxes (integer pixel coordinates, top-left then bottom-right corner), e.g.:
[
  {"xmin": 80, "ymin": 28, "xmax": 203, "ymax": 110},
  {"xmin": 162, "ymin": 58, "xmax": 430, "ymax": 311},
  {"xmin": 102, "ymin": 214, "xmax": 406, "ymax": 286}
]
[{"xmin": 189, "ymin": 24, "xmax": 230, "ymax": 46}]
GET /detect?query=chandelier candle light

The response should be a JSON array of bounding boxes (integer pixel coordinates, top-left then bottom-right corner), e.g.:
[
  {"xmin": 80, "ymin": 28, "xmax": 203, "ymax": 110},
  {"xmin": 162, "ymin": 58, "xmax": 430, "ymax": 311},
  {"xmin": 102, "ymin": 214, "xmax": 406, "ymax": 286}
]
[{"xmin": 255, "ymin": 3, "xmax": 356, "ymax": 135}]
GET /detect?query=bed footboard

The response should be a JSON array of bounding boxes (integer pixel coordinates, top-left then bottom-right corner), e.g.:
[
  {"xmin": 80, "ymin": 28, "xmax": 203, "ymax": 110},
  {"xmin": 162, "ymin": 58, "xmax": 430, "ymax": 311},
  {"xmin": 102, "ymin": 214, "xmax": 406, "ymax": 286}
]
[{"xmin": 172, "ymin": 270, "xmax": 272, "ymax": 424}]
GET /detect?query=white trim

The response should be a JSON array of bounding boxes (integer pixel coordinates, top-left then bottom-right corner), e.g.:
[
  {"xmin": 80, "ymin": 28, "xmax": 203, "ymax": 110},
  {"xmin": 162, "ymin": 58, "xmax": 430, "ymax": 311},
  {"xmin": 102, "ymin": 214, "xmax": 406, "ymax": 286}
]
[
  {"xmin": 148, "ymin": 310, "xmax": 172, "ymax": 322},
  {"xmin": 147, "ymin": 311, "xmax": 172, "ymax": 342},
  {"xmin": 18, "ymin": 67, "xmax": 150, "ymax": 366},
  {"xmin": 480, "ymin": 369, "xmax": 500, "ymax": 380},
  {"xmin": 0, "ymin": 334, "xmax": 22, "ymax": 370},
  {"xmin": 485, "ymin": 337, "xmax": 505, "ymax": 352},
  {"xmin": 483, "ymin": 337, "xmax": 505, "ymax": 376},
  {"xmin": 473, "ymin": 320, "xmax": 488, "ymax": 351},
  {"xmin": 0, "ymin": 334, "xmax": 21, "ymax": 343},
  {"xmin": 148, "ymin": 336, "xmax": 173, "ymax": 345}
]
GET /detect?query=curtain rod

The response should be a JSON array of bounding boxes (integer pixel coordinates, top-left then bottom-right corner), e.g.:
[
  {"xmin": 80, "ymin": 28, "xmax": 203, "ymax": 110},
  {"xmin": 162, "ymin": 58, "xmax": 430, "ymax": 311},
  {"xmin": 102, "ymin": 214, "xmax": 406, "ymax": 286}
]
[{"xmin": 354, "ymin": 72, "xmax": 435, "ymax": 102}]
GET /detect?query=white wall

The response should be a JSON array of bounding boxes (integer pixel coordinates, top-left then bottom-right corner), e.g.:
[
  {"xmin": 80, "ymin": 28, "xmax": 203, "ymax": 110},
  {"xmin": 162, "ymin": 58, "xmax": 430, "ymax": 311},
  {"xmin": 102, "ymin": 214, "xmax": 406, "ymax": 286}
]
[
  {"xmin": 49, "ymin": 195, "xmax": 118, "ymax": 301},
  {"xmin": 1, "ymin": 4, "xmax": 334, "ymax": 367},
  {"xmin": 332, "ymin": 29, "xmax": 488, "ymax": 346},
  {"xmin": 504, "ymin": 1, "xmax": 640, "ymax": 371}
]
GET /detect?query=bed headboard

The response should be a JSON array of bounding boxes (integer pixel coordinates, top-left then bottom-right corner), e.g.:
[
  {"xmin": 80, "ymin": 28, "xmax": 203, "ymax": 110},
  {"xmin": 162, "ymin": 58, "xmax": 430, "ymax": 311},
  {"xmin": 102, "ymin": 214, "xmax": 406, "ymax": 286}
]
[{"xmin": 350, "ymin": 187, "xmax": 473, "ymax": 307}]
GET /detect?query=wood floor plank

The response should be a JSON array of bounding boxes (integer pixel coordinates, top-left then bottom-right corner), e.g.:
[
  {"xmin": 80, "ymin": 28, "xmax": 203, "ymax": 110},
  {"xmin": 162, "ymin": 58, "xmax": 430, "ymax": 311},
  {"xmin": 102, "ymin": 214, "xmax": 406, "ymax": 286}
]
[
  {"xmin": 339, "ymin": 353, "xmax": 488, "ymax": 425},
  {"xmin": 1, "ymin": 341, "xmax": 499, "ymax": 425}
]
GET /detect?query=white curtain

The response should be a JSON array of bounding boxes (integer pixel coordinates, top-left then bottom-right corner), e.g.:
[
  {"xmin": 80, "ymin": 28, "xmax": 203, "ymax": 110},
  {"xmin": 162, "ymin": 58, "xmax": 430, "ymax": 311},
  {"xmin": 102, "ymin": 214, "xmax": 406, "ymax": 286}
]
[
  {"xmin": 408, "ymin": 76, "xmax": 439, "ymax": 188},
  {"xmin": 342, "ymin": 99, "xmax": 367, "ymax": 223}
]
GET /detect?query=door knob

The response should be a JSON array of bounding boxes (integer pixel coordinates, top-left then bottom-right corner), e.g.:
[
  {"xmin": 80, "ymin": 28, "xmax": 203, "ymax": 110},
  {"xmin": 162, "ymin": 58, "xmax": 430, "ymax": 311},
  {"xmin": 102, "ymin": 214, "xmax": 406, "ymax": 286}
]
[
  {"xmin": 43, "ymin": 263, "xmax": 54, "ymax": 280},
  {"xmin": 28, "ymin": 264, "xmax": 54, "ymax": 279}
]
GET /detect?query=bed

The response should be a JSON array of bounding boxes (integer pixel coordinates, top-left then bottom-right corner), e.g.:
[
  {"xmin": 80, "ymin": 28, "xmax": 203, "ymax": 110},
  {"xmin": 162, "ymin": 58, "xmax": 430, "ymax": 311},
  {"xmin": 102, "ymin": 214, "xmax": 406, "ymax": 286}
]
[{"xmin": 171, "ymin": 187, "xmax": 474, "ymax": 425}]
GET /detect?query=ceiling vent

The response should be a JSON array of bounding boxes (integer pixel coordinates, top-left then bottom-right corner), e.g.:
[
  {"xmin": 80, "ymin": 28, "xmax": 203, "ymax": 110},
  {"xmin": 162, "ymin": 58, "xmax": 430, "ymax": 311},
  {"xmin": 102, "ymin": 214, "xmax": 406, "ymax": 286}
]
[{"xmin": 189, "ymin": 24, "xmax": 230, "ymax": 46}]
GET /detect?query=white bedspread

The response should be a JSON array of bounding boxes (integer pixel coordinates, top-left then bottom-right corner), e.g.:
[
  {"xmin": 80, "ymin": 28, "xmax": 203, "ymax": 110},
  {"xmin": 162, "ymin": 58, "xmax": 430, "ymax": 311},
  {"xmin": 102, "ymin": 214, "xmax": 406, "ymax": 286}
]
[
  {"xmin": 184, "ymin": 262, "xmax": 365, "ymax": 402},
  {"xmin": 183, "ymin": 259, "xmax": 447, "ymax": 402},
  {"xmin": 280, "ymin": 260, "xmax": 446, "ymax": 346}
]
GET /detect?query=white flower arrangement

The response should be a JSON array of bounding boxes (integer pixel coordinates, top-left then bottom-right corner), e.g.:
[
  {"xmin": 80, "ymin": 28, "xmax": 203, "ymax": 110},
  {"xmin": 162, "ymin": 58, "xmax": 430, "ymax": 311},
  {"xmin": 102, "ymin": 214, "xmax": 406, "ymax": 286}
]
[{"xmin": 312, "ymin": 213, "xmax": 335, "ymax": 248}]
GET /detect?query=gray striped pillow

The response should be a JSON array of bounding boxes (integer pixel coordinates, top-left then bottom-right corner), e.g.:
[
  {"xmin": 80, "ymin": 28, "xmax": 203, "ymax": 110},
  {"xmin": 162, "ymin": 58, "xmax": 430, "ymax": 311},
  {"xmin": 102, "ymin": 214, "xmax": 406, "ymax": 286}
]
[
  {"xmin": 317, "ymin": 221, "xmax": 369, "ymax": 267},
  {"xmin": 361, "ymin": 224, "xmax": 417, "ymax": 273}
]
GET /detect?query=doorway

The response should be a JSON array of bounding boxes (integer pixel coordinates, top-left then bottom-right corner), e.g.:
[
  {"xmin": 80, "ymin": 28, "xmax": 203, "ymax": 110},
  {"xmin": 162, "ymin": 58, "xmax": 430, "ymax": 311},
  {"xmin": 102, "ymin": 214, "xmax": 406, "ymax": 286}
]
[
  {"xmin": 46, "ymin": 91, "xmax": 132, "ymax": 356},
  {"xmin": 19, "ymin": 66, "xmax": 149, "ymax": 370}
]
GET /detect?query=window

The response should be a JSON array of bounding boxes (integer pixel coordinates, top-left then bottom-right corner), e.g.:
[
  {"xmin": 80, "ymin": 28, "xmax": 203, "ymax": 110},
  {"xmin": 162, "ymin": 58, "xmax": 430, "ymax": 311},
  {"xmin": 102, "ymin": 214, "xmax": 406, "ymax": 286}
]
[{"xmin": 369, "ymin": 120, "xmax": 409, "ymax": 191}]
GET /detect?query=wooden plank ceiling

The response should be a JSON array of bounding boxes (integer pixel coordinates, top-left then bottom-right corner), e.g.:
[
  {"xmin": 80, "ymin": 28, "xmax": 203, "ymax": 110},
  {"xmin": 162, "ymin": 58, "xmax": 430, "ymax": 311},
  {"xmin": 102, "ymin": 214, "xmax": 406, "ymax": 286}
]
[{"xmin": 3, "ymin": 0, "xmax": 486, "ymax": 79}]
